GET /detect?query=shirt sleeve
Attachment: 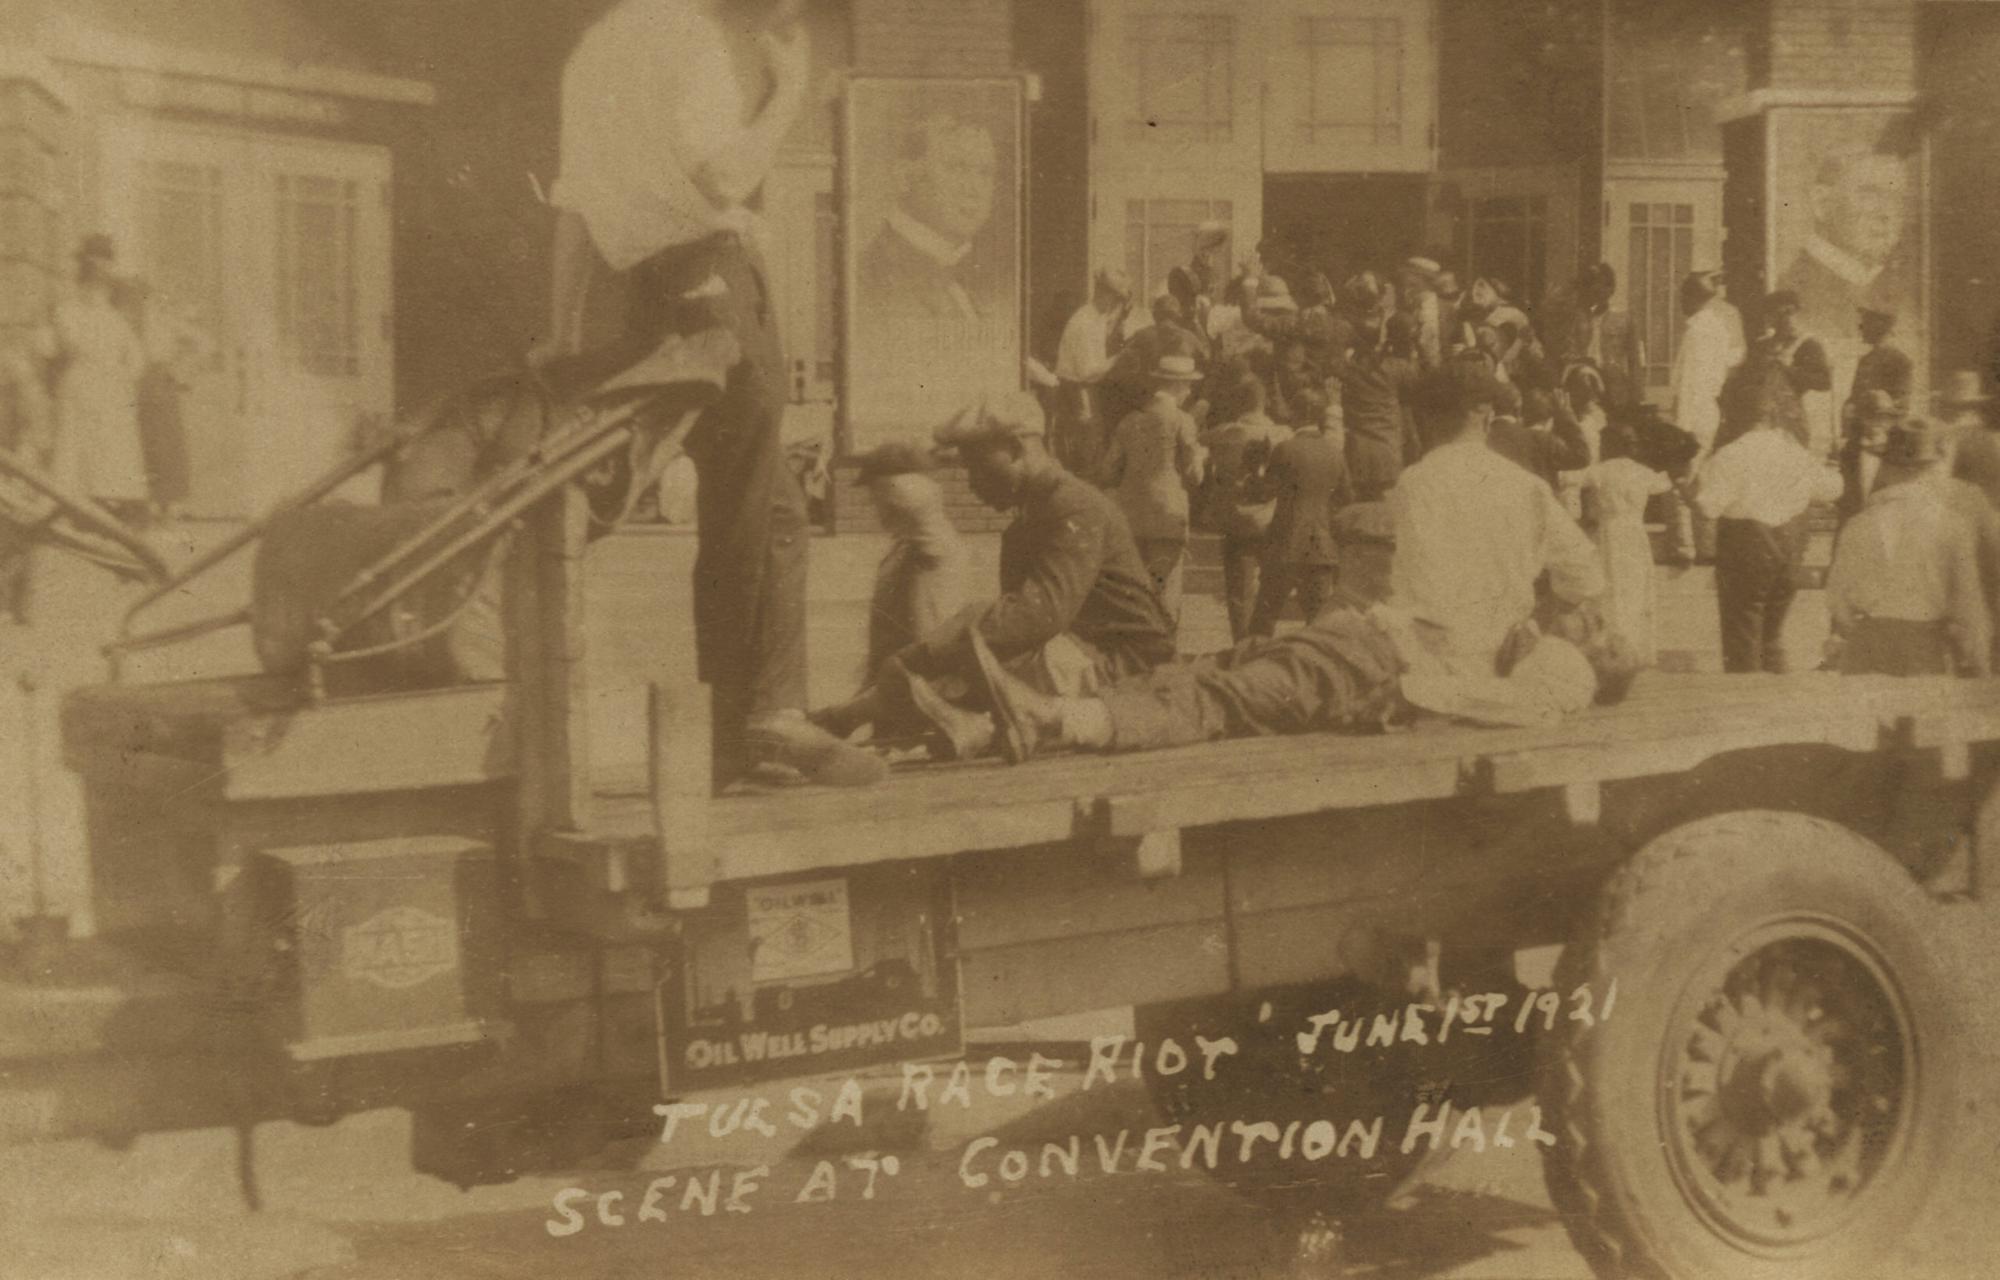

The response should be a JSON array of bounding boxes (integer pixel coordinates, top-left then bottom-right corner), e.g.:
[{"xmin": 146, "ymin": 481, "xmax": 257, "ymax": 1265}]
[
  {"xmin": 973, "ymin": 505, "xmax": 1106, "ymax": 656},
  {"xmin": 1693, "ymin": 445, "xmax": 1738, "ymax": 519},
  {"xmin": 1055, "ymin": 311, "xmax": 1100, "ymax": 382}
]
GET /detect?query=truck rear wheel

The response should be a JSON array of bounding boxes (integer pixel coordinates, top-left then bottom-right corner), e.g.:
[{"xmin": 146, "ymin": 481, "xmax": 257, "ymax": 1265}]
[{"xmin": 1538, "ymin": 811, "xmax": 1962, "ymax": 1280}]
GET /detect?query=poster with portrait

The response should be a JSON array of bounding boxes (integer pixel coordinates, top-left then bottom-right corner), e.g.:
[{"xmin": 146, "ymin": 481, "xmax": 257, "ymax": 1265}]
[
  {"xmin": 842, "ymin": 76, "xmax": 1025, "ymax": 455},
  {"xmin": 1767, "ymin": 106, "xmax": 1927, "ymax": 409}
]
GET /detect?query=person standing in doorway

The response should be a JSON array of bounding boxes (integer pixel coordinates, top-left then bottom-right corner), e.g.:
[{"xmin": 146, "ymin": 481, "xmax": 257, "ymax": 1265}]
[
  {"xmin": 31, "ymin": 235, "xmax": 149, "ymax": 519},
  {"xmin": 539, "ymin": 0, "xmax": 883, "ymax": 789},
  {"xmin": 1692, "ymin": 373, "xmax": 1843, "ymax": 673},
  {"xmin": 1103, "ymin": 353, "xmax": 1206, "ymax": 620},
  {"xmin": 1666, "ymin": 270, "xmax": 1745, "ymax": 564}
]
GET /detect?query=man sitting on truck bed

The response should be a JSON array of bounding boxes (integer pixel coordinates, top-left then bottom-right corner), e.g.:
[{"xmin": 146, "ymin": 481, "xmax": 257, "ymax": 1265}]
[
  {"xmin": 965, "ymin": 365, "xmax": 1633, "ymax": 760},
  {"xmin": 814, "ymin": 389, "xmax": 1178, "ymax": 754}
]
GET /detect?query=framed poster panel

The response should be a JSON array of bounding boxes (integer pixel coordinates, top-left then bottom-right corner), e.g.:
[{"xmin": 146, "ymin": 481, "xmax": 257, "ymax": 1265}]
[
  {"xmin": 842, "ymin": 76, "xmax": 1025, "ymax": 455},
  {"xmin": 1765, "ymin": 106, "xmax": 1926, "ymax": 408}
]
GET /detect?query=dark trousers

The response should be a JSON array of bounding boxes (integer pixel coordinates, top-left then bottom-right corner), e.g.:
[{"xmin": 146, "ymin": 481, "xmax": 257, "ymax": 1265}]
[
  {"xmin": 1219, "ymin": 534, "xmax": 1262, "ymax": 642},
  {"xmin": 1099, "ymin": 612, "xmax": 1402, "ymax": 751},
  {"xmin": 1715, "ymin": 516, "xmax": 1804, "ymax": 674},
  {"xmin": 1249, "ymin": 561, "xmax": 1336, "ymax": 637},
  {"xmin": 619, "ymin": 236, "xmax": 809, "ymax": 769}
]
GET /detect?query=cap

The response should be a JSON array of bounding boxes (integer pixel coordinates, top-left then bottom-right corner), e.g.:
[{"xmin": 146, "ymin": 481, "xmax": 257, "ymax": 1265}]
[
  {"xmin": 1859, "ymin": 305, "xmax": 1897, "ymax": 325},
  {"xmin": 1149, "ymin": 353, "xmax": 1204, "ymax": 383},
  {"xmin": 1332, "ymin": 501, "xmax": 1395, "ymax": 547},
  {"xmin": 1092, "ymin": 266, "xmax": 1132, "ymax": 299},
  {"xmin": 1881, "ymin": 417, "xmax": 1943, "ymax": 468},
  {"xmin": 1196, "ymin": 219, "xmax": 1230, "ymax": 249},
  {"xmin": 1938, "ymin": 369, "xmax": 1992, "ymax": 407},
  {"xmin": 75, "ymin": 233, "xmax": 115, "ymax": 263},
  {"xmin": 933, "ymin": 389, "xmax": 1047, "ymax": 453},
  {"xmin": 1404, "ymin": 256, "xmax": 1442, "ymax": 279},
  {"xmin": 1253, "ymin": 276, "xmax": 1297, "ymax": 312}
]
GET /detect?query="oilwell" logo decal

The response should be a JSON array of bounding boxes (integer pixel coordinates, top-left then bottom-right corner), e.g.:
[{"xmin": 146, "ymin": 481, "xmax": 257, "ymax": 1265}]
[{"xmin": 342, "ymin": 906, "xmax": 458, "ymax": 990}]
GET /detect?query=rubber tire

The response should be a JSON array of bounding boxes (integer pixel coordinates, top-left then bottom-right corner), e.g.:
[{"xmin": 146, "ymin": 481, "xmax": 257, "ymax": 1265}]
[{"xmin": 1537, "ymin": 811, "xmax": 1964, "ymax": 1280}]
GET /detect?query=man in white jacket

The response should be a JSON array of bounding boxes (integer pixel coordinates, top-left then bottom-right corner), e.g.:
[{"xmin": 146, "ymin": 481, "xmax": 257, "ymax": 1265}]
[{"xmin": 1667, "ymin": 270, "xmax": 1745, "ymax": 564}]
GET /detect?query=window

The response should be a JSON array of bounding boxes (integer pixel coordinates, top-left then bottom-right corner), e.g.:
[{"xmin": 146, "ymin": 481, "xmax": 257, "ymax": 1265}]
[
  {"xmin": 1466, "ymin": 195, "xmax": 1549, "ymax": 307},
  {"xmin": 1124, "ymin": 198, "xmax": 1232, "ymax": 304},
  {"xmin": 274, "ymin": 173, "xmax": 360, "ymax": 378},
  {"xmin": 1298, "ymin": 17, "xmax": 1405, "ymax": 146},
  {"xmin": 1628, "ymin": 201, "xmax": 1694, "ymax": 389},
  {"xmin": 1126, "ymin": 14, "xmax": 1234, "ymax": 143},
  {"xmin": 138, "ymin": 161, "xmax": 225, "ymax": 336}
]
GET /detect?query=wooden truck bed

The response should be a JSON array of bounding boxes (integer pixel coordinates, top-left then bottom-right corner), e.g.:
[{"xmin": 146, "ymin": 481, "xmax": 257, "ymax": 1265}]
[
  {"xmin": 66, "ymin": 670, "xmax": 2000, "ymax": 905},
  {"xmin": 576, "ymin": 673, "xmax": 2000, "ymax": 891}
]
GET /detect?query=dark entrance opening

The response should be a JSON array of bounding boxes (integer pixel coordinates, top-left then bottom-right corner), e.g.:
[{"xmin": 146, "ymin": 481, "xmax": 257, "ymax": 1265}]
[{"xmin": 1262, "ymin": 175, "xmax": 1429, "ymax": 285}]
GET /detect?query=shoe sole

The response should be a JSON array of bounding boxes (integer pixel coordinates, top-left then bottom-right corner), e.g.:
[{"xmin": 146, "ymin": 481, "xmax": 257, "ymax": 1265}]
[{"xmin": 967, "ymin": 632, "xmax": 1030, "ymax": 764}]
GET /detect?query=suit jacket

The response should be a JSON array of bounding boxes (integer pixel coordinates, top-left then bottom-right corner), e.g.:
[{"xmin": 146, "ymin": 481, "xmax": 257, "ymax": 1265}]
[
  {"xmin": 858, "ymin": 223, "xmax": 980, "ymax": 325},
  {"xmin": 907, "ymin": 466, "xmax": 1175, "ymax": 677},
  {"xmin": 1254, "ymin": 429, "xmax": 1353, "ymax": 566}
]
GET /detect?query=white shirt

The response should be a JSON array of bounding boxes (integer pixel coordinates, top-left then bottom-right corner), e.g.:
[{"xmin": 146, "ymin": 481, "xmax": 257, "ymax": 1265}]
[
  {"xmin": 551, "ymin": 0, "xmax": 786, "ymax": 270},
  {"xmin": 1056, "ymin": 303, "xmax": 1118, "ymax": 383},
  {"xmin": 1388, "ymin": 436, "xmax": 1605, "ymax": 677},
  {"xmin": 1694, "ymin": 428, "xmax": 1843, "ymax": 526},
  {"xmin": 1670, "ymin": 300, "xmax": 1745, "ymax": 450},
  {"xmin": 1401, "ymin": 634, "xmax": 1598, "ymax": 728}
]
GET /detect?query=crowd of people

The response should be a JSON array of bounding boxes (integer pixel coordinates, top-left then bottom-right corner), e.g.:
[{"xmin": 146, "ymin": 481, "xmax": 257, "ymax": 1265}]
[{"xmin": 824, "ymin": 226, "xmax": 2000, "ymax": 780}]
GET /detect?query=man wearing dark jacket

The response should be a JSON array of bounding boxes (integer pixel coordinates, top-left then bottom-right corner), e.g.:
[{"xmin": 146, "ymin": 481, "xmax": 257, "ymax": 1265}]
[
  {"xmin": 1247, "ymin": 419, "xmax": 1352, "ymax": 635},
  {"xmin": 815, "ymin": 391, "xmax": 1176, "ymax": 755}
]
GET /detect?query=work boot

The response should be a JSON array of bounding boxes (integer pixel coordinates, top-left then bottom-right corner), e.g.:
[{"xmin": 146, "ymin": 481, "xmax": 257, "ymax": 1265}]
[
  {"xmin": 743, "ymin": 711, "xmax": 888, "ymax": 787},
  {"xmin": 904, "ymin": 671, "xmax": 995, "ymax": 761},
  {"xmin": 966, "ymin": 631, "xmax": 1064, "ymax": 764}
]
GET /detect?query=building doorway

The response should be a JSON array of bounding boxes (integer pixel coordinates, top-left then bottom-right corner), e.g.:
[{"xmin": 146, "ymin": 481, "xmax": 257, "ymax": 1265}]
[
  {"xmin": 1262, "ymin": 174, "xmax": 1427, "ymax": 285},
  {"xmin": 101, "ymin": 120, "xmax": 394, "ymax": 518}
]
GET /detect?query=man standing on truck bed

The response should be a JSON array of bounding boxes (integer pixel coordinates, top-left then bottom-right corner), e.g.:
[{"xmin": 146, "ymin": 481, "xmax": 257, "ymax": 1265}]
[
  {"xmin": 814, "ymin": 390, "xmax": 1176, "ymax": 756},
  {"xmin": 538, "ymin": 0, "xmax": 883, "ymax": 789}
]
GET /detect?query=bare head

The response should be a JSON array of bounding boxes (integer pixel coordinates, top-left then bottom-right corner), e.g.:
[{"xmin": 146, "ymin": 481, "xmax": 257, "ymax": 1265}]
[{"xmin": 898, "ymin": 113, "xmax": 997, "ymax": 245}]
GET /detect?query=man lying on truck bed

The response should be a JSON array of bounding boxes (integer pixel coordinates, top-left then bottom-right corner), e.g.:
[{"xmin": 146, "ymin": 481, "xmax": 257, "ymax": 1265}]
[
  {"xmin": 814, "ymin": 389, "xmax": 1178, "ymax": 755},
  {"xmin": 966, "ymin": 361, "xmax": 1637, "ymax": 758}
]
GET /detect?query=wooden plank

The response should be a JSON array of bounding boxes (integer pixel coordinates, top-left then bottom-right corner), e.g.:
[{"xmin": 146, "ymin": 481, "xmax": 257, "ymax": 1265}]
[
  {"xmin": 220, "ymin": 684, "xmax": 515, "ymax": 801},
  {"xmin": 545, "ymin": 487, "xmax": 593, "ymax": 829},
  {"xmin": 650, "ymin": 679, "xmax": 714, "ymax": 910},
  {"xmin": 961, "ymin": 921, "xmax": 1230, "ymax": 1027},
  {"xmin": 953, "ymin": 843, "xmax": 1223, "ymax": 951},
  {"xmin": 578, "ymin": 674, "xmax": 2000, "ymax": 888}
]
